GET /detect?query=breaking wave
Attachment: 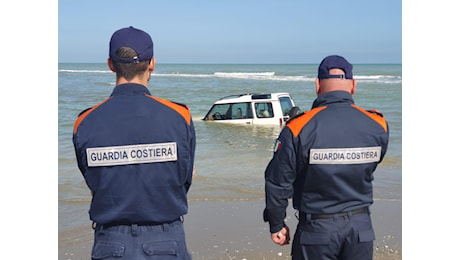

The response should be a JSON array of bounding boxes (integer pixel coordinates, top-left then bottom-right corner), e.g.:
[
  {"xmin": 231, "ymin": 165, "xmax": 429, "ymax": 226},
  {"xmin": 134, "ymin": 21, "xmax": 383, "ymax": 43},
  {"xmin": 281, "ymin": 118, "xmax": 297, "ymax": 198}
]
[{"xmin": 59, "ymin": 69, "xmax": 400, "ymax": 83}]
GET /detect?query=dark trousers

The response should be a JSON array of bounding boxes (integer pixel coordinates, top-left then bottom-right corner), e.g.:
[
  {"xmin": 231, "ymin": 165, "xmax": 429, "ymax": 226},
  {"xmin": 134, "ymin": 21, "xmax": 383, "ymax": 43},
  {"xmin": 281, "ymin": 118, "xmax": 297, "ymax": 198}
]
[
  {"xmin": 291, "ymin": 211, "xmax": 374, "ymax": 260},
  {"xmin": 91, "ymin": 219, "xmax": 191, "ymax": 259}
]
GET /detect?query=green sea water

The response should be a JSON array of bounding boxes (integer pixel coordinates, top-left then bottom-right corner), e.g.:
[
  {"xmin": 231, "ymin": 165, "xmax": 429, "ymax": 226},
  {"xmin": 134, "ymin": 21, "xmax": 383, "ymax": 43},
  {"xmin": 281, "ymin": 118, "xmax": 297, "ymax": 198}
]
[{"xmin": 59, "ymin": 63, "xmax": 402, "ymax": 258}]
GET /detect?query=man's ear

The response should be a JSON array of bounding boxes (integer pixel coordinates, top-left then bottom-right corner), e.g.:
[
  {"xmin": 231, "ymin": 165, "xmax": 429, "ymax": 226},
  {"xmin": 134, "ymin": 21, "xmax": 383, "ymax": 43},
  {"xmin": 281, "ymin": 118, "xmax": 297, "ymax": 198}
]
[
  {"xmin": 315, "ymin": 78, "xmax": 321, "ymax": 95},
  {"xmin": 149, "ymin": 57, "xmax": 156, "ymax": 72},
  {"xmin": 107, "ymin": 58, "xmax": 116, "ymax": 72},
  {"xmin": 350, "ymin": 79, "xmax": 357, "ymax": 95}
]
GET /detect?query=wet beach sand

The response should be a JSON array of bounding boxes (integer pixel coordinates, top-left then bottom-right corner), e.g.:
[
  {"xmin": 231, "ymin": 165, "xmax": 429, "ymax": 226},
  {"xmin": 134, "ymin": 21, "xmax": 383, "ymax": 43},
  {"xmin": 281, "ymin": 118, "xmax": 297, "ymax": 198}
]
[{"xmin": 59, "ymin": 199, "xmax": 401, "ymax": 259}]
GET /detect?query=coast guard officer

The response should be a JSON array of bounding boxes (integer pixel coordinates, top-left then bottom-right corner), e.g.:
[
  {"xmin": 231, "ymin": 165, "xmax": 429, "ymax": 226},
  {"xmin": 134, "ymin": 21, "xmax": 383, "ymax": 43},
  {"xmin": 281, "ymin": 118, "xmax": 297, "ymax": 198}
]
[
  {"xmin": 263, "ymin": 55, "xmax": 389, "ymax": 260},
  {"xmin": 73, "ymin": 26, "xmax": 196, "ymax": 259}
]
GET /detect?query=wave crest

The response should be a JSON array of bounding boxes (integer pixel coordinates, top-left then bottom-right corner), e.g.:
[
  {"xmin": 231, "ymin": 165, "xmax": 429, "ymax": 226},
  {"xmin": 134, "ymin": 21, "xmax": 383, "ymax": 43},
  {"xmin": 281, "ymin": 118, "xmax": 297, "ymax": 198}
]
[{"xmin": 59, "ymin": 69, "xmax": 400, "ymax": 83}]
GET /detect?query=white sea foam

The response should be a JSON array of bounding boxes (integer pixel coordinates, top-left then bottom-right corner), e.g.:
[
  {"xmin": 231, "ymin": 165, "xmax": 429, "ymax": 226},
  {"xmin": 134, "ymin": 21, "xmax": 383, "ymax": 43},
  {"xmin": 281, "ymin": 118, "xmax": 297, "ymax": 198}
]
[
  {"xmin": 355, "ymin": 75, "xmax": 402, "ymax": 84},
  {"xmin": 155, "ymin": 72, "xmax": 400, "ymax": 83},
  {"xmin": 214, "ymin": 71, "xmax": 275, "ymax": 77},
  {"xmin": 59, "ymin": 69, "xmax": 400, "ymax": 83},
  {"xmin": 59, "ymin": 69, "xmax": 112, "ymax": 73},
  {"xmin": 152, "ymin": 73, "xmax": 211, "ymax": 78}
]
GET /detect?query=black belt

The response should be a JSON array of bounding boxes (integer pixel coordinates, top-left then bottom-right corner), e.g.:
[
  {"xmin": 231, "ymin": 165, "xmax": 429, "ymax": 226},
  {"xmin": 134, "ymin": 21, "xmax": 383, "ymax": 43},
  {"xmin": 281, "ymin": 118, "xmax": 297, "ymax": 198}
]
[
  {"xmin": 93, "ymin": 218, "xmax": 181, "ymax": 230},
  {"xmin": 299, "ymin": 207, "xmax": 369, "ymax": 221}
]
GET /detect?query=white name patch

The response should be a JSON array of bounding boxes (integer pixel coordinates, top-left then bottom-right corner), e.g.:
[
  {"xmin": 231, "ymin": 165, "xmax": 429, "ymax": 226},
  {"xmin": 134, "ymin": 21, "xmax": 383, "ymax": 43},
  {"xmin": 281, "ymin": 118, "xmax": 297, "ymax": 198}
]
[
  {"xmin": 87, "ymin": 142, "xmax": 177, "ymax": 167},
  {"xmin": 309, "ymin": 146, "xmax": 381, "ymax": 165}
]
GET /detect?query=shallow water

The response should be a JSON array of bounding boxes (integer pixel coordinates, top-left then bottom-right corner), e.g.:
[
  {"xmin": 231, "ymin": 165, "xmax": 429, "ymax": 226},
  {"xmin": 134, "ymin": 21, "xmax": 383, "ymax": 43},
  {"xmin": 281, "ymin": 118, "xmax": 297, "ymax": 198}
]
[{"xmin": 59, "ymin": 63, "xmax": 402, "ymax": 259}]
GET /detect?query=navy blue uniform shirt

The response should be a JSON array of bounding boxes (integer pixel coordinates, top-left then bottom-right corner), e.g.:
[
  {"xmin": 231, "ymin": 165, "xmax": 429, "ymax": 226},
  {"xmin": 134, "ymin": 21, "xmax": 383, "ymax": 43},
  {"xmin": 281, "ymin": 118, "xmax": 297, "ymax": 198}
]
[
  {"xmin": 264, "ymin": 91, "xmax": 389, "ymax": 233},
  {"xmin": 73, "ymin": 83, "xmax": 196, "ymax": 225}
]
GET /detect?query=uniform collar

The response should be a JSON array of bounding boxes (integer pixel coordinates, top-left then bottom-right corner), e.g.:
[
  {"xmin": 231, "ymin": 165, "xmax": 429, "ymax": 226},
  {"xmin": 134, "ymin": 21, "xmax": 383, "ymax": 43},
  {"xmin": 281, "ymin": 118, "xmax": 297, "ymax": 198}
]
[
  {"xmin": 111, "ymin": 83, "xmax": 151, "ymax": 96},
  {"xmin": 311, "ymin": 91, "xmax": 355, "ymax": 109}
]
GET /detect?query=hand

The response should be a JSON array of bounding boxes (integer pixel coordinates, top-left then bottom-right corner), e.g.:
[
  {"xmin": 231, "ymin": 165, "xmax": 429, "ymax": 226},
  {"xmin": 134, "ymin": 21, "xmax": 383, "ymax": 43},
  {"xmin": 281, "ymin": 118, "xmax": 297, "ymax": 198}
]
[{"xmin": 271, "ymin": 226, "xmax": 290, "ymax": 245}]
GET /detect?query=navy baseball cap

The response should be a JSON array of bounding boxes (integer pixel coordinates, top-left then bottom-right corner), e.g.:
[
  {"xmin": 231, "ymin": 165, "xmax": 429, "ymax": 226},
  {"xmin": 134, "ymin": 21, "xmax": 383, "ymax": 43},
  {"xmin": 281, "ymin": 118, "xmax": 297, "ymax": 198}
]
[
  {"xmin": 109, "ymin": 26, "xmax": 154, "ymax": 63},
  {"xmin": 317, "ymin": 55, "xmax": 353, "ymax": 79}
]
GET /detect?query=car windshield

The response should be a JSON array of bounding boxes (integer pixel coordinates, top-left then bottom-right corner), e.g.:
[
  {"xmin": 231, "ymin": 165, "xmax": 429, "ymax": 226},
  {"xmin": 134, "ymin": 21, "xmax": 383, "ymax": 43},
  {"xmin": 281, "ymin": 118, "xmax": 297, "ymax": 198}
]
[{"xmin": 205, "ymin": 102, "xmax": 253, "ymax": 120}]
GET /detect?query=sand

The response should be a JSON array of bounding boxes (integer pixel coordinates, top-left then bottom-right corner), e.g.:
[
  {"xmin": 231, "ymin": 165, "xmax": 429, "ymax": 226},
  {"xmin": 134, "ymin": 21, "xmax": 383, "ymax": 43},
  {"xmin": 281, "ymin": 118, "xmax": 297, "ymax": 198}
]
[{"xmin": 59, "ymin": 199, "xmax": 401, "ymax": 259}]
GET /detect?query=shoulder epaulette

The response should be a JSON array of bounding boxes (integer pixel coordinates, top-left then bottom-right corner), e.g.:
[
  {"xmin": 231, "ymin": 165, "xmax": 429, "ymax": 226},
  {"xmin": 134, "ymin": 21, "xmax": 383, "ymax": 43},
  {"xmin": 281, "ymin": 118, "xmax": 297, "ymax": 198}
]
[
  {"xmin": 78, "ymin": 107, "xmax": 93, "ymax": 117},
  {"xmin": 74, "ymin": 97, "xmax": 112, "ymax": 134},
  {"xmin": 171, "ymin": 101, "xmax": 189, "ymax": 110},
  {"xmin": 286, "ymin": 111, "xmax": 305, "ymax": 124},
  {"xmin": 287, "ymin": 106, "xmax": 327, "ymax": 137},
  {"xmin": 367, "ymin": 109, "xmax": 384, "ymax": 117},
  {"xmin": 351, "ymin": 105, "xmax": 387, "ymax": 132},
  {"xmin": 146, "ymin": 95, "xmax": 192, "ymax": 125}
]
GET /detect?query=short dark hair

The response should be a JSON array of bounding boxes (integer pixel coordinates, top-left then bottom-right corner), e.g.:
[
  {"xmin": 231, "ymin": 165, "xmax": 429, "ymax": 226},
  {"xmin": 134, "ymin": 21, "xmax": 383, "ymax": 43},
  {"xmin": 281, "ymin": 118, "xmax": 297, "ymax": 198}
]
[{"xmin": 112, "ymin": 47, "xmax": 150, "ymax": 80}]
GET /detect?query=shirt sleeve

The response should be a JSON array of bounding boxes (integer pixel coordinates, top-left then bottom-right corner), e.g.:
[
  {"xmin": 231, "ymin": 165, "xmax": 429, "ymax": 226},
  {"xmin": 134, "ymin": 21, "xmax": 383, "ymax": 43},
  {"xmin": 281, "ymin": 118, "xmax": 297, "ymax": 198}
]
[
  {"xmin": 380, "ymin": 121, "xmax": 390, "ymax": 162},
  {"xmin": 263, "ymin": 127, "xmax": 298, "ymax": 233},
  {"xmin": 185, "ymin": 117, "xmax": 196, "ymax": 193}
]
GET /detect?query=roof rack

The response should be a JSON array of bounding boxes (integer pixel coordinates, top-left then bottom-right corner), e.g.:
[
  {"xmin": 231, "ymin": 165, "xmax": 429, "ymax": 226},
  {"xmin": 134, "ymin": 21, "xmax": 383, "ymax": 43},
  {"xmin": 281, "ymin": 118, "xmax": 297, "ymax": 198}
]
[{"xmin": 218, "ymin": 93, "xmax": 268, "ymax": 101}]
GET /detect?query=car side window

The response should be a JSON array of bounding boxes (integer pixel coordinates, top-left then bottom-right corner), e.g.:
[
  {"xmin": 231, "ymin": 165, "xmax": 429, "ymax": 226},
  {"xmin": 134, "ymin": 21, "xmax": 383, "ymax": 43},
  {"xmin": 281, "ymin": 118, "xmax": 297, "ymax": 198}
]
[
  {"xmin": 206, "ymin": 103, "xmax": 254, "ymax": 120},
  {"xmin": 207, "ymin": 104, "xmax": 230, "ymax": 120},
  {"xmin": 279, "ymin": 96, "xmax": 294, "ymax": 116},
  {"xmin": 232, "ymin": 102, "xmax": 253, "ymax": 119},
  {"xmin": 255, "ymin": 103, "xmax": 274, "ymax": 118}
]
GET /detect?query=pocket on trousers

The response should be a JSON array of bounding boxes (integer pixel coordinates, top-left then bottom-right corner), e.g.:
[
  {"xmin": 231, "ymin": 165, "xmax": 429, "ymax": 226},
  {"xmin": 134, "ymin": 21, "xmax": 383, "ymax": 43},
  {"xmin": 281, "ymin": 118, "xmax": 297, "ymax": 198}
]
[
  {"xmin": 300, "ymin": 231, "xmax": 330, "ymax": 245},
  {"xmin": 358, "ymin": 229, "xmax": 375, "ymax": 242},
  {"xmin": 91, "ymin": 241, "xmax": 125, "ymax": 259},
  {"xmin": 142, "ymin": 240, "xmax": 178, "ymax": 257}
]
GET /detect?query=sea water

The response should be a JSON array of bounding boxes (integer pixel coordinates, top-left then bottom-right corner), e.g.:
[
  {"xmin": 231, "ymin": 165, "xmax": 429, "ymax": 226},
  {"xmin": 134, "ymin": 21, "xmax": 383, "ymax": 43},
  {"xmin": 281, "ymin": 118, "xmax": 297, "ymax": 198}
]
[
  {"xmin": 58, "ymin": 63, "xmax": 402, "ymax": 255},
  {"xmin": 59, "ymin": 63, "xmax": 401, "ymax": 201}
]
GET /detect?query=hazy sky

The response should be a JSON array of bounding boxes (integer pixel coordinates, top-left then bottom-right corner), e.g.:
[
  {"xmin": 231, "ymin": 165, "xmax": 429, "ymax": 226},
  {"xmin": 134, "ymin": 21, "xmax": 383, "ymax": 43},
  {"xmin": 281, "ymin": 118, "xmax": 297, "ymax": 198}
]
[{"xmin": 59, "ymin": 0, "xmax": 401, "ymax": 64}]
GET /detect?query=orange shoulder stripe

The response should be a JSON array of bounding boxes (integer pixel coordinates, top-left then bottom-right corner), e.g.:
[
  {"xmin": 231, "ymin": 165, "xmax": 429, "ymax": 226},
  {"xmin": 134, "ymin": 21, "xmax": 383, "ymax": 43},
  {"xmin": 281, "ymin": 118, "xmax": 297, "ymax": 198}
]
[
  {"xmin": 146, "ymin": 95, "xmax": 191, "ymax": 125},
  {"xmin": 351, "ymin": 104, "xmax": 388, "ymax": 132},
  {"xmin": 73, "ymin": 98, "xmax": 111, "ymax": 134},
  {"xmin": 287, "ymin": 106, "xmax": 327, "ymax": 137}
]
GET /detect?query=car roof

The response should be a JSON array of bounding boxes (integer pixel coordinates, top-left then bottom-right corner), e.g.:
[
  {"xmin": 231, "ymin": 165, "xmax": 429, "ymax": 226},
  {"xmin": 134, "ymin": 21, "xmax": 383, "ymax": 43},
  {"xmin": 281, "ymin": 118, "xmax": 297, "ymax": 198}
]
[{"xmin": 214, "ymin": 92, "xmax": 291, "ymax": 104}]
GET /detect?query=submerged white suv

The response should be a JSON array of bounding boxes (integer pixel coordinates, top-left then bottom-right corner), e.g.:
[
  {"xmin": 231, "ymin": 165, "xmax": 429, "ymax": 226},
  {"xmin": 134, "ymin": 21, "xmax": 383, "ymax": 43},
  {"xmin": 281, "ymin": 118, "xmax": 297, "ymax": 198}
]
[{"xmin": 202, "ymin": 93, "xmax": 299, "ymax": 125}]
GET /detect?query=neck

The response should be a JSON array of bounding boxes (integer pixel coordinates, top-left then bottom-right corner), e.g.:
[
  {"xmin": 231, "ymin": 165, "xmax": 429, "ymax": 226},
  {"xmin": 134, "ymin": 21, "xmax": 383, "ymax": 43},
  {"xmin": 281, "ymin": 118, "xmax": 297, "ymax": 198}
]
[
  {"xmin": 116, "ymin": 77, "xmax": 147, "ymax": 86},
  {"xmin": 315, "ymin": 78, "xmax": 356, "ymax": 96},
  {"xmin": 116, "ymin": 72, "xmax": 150, "ymax": 87}
]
